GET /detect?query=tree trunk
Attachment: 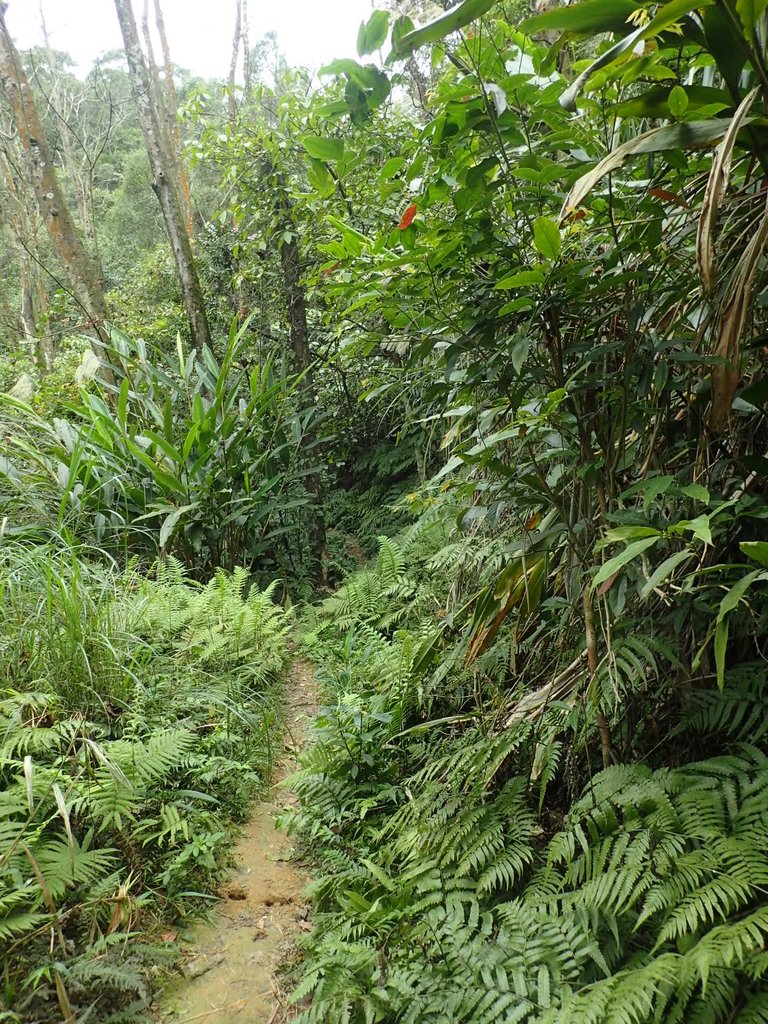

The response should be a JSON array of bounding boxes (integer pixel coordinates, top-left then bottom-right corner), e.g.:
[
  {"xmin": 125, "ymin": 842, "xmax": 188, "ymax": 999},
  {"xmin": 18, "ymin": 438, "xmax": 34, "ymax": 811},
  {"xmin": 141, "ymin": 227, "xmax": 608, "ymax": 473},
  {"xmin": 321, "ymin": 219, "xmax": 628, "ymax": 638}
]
[
  {"xmin": 228, "ymin": 0, "xmax": 242, "ymax": 121},
  {"xmin": 0, "ymin": 10, "xmax": 111, "ymax": 372},
  {"xmin": 151, "ymin": 0, "xmax": 194, "ymax": 236},
  {"xmin": 280, "ymin": 230, "xmax": 313, "ymax": 375},
  {"xmin": 242, "ymin": 0, "xmax": 252, "ymax": 101},
  {"xmin": 19, "ymin": 263, "xmax": 37, "ymax": 344},
  {"xmin": 276, "ymin": 178, "xmax": 327, "ymax": 582},
  {"xmin": 113, "ymin": 0, "xmax": 211, "ymax": 354},
  {"xmin": 39, "ymin": 5, "xmax": 103, "ymax": 262}
]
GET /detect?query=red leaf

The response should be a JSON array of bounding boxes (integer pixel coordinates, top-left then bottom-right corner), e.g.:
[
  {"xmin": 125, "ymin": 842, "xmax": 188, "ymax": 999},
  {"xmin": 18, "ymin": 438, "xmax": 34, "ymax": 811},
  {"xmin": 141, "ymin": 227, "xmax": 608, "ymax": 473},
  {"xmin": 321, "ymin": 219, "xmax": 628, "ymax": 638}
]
[
  {"xmin": 597, "ymin": 572, "xmax": 619, "ymax": 598},
  {"xmin": 648, "ymin": 188, "xmax": 689, "ymax": 210},
  {"xmin": 399, "ymin": 203, "xmax": 417, "ymax": 230},
  {"xmin": 563, "ymin": 208, "xmax": 587, "ymax": 224}
]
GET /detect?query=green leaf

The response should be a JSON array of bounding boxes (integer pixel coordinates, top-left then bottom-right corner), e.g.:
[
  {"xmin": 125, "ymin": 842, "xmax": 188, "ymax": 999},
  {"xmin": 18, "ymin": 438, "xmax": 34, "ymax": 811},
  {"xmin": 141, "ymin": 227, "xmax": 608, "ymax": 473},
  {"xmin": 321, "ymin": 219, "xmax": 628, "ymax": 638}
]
[
  {"xmin": 592, "ymin": 537, "xmax": 660, "ymax": 589},
  {"xmin": 718, "ymin": 569, "xmax": 763, "ymax": 621},
  {"xmin": 555, "ymin": 0, "xmax": 712, "ymax": 101},
  {"xmin": 714, "ymin": 617, "xmax": 728, "ymax": 689},
  {"xmin": 668, "ymin": 85, "xmax": 689, "ymax": 117},
  {"xmin": 736, "ymin": 0, "xmax": 768, "ymax": 34},
  {"xmin": 600, "ymin": 525, "xmax": 662, "ymax": 545},
  {"xmin": 117, "ymin": 378, "xmax": 129, "ymax": 430},
  {"xmin": 703, "ymin": 5, "xmax": 748, "ymax": 95},
  {"xmin": 390, "ymin": 0, "xmax": 498, "ymax": 59},
  {"xmin": 640, "ymin": 549, "xmax": 691, "ymax": 600},
  {"xmin": 533, "ymin": 217, "xmax": 561, "ymax": 261},
  {"xmin": 319, "ymin": 58, "xmax": 366, "ymax": 79},
  {"xmin": 740, "ymin": 541, "xmax": 768, "ymax": 567},
  {"xmin": 303, "ymin": 136, "xmax": 345, "ymax": 162},
  {"xmin": 319, "ymin": 59, "xmax": 387, "ymax": 91},
  {"xmin": 563, "ymin": 119, "xmax": 734, "ymax": 214},
  {"xmin": 144, "ymin": 429, "xmax": 182, "ymax": 466},
  {"xmin": 511, "ymin": 335, "xmax": 531, "ymax": 373},
  {"xmin": 523, "ymin": 0, "xmax": 641, "ymax": 34},
  {"xmin": 740, "ymin": 377, "xmax": 768, "ymax": 408},
  {"xmin": 380, "ymin": 156, "xmax": 406, "ymax": 180},
  {"xmin": 357, "ymin": 10, "xmax": 390, "ymax": 56},
  {"xmin": 495, "ymin": 269, "xmax": 545, "ymax": 289},
  {"xmin": 159, "ymin": 503, "xmax": 199, "ymax": 549},
  {"xmin": 307, "ymin": 157, "xmax": 334, "ymax": 191},
  {"xmin": 681, "ymin": 483, "xmax": 710, "ymax": 502},
  {"xmin": 618, "ymin": 85, "xmax": 729, "ymax": 118},
  {"xmin": 683, "ymin": 514, "xmax": 713, "ymax": 545},
  {"xmin": 559, "ymin": 23, "xmax": 646, "ymax": 111},
  {"xmin": 163, "ymin": 393, "xmax": 174, "ymax": 443}
]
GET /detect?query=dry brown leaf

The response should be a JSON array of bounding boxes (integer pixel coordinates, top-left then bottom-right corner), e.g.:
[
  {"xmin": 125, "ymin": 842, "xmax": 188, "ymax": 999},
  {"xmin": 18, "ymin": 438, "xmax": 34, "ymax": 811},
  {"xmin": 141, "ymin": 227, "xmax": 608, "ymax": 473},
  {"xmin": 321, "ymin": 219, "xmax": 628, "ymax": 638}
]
[
  {"xmin": 696, "ymin": 88, "xmax": 758, "ymax": 298},
  {"xmin": 710, "ymin": 189, "xmax": 768, "ymax": 430}
]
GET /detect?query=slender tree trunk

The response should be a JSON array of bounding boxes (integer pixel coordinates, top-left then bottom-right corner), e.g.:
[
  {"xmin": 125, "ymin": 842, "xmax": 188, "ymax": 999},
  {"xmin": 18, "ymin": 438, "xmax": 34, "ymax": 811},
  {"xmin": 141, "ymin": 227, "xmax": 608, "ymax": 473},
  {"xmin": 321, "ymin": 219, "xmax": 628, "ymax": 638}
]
[
  {"xmin": 0, "ymin": 10, "xmax": 111, "ymax": 375},
  {"xmin": 19, "ymin": 264, "xmax": 37, "ymax": 343},
  {"xmin": 276, "ymin": 177, "xmax": 327, "ymax": 582},
  {"xmin": 280, "ymin": 231, "xmax": 312, "ymax": 374},
  {"xmin": 113, "ymin": 0, "xmax": 210, "ymax": 354},
  {"xmin": 242, "ymin": 0, "xmax": 252, "ymax": 101},
  {"xmin": 151, "ymin": 0, "xmax": 194, "ymax": 236},
  {"xmin": 1, "ymin": 153, "xmax": 37, "ymax": 357},
  {"xmin": 4, "ymin": 159, "xmax": 53, "ymax": 370},
  {"xmin": 228, "ymin": 0, "xmax": 242, "ymax": 121},
  {"xmin": 39, "ymin": 5, "xmax": 101, "ymax": 259},
  {"xmin": 141, "ymin": 1, "xmax": 165, "ymax": 114}
]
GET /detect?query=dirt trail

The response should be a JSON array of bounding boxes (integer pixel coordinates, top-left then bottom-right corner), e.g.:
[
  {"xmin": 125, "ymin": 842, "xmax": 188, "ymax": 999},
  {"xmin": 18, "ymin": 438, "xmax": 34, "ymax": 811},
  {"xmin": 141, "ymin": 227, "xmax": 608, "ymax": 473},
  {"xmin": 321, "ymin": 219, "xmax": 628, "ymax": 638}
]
[{"xmin": 159, "ymin": 659, "xmax": 318, "ymax": 1024}]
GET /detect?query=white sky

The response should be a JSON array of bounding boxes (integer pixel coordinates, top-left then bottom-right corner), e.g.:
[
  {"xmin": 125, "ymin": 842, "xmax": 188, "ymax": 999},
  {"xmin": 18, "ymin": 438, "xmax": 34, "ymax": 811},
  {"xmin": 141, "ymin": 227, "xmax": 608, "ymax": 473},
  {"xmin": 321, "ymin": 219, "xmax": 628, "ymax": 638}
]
[{"xmin": 5, "ymin": 0, "xmax": 376, "ymax": 78}]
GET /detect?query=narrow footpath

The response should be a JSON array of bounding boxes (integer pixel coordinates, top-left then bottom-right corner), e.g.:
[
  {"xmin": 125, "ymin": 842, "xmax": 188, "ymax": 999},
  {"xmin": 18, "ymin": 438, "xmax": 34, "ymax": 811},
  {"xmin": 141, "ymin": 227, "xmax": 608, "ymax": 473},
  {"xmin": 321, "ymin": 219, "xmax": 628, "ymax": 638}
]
[{"xmin": 160, "ymin": 659, "xmax": 319, "ymax": 1024}]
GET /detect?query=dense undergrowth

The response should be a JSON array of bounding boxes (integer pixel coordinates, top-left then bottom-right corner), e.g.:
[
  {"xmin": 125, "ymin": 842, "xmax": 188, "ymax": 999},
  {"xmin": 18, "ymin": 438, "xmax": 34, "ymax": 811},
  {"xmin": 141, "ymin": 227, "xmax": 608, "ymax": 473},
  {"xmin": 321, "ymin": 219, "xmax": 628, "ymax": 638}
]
[
  {"xmin": 4, "ymin": 0, "xmax": 768, "ymax": 1020},
  {"xmin": 0, "ymin": 545, "xmax": 289, "ymax": 1022},
  {"xmin": 285, "ymin": 514, "xmax": 768, "ymax": 1024}
]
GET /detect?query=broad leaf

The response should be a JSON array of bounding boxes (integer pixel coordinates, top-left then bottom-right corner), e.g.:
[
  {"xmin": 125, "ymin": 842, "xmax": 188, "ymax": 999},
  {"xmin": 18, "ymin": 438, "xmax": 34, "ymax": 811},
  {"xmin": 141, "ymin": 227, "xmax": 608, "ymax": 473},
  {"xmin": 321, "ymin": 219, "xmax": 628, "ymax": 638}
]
[
  {"xmin": 640, "ymin": 550, "xmax": 692, "ymax": 601},
  {"xmin": 736, "ymin": 0, "xmax": 768, "ymax": 34},
  {"xmin": 668, "ymin": 85, "xmax": 689, "ymax": 118},
  {"xmin": 390, "ymin": 0, "xmax": 499, "ymax": 59},
  {"xmin": 159, "ymin": 503, "xmax": 199, "ymax": 548},
  {"xmin": 303, "ymin": 136, "xmax": 345, "ymax": 162},
  {"xmin": 357, "ymin": 10, "xmax": 390, "ymax": 55},
  {"xmin": 533, "ymin": 217, "xmax": 561, "ymax": 260},
  {"xmin": 523, "ymin": 0, "xmax": 641, "ymax": 34},
  {"xmin": 740, "ymin": 542, "xmax": 768, "ymax": 567}
]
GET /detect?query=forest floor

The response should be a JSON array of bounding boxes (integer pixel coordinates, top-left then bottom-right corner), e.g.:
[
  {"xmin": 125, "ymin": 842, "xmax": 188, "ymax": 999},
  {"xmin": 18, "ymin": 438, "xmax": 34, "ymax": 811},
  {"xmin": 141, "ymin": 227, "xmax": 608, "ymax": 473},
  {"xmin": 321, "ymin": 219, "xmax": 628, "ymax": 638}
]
[{"xmin": 158, "ymin": 658, "xmax": 319, "ymax": 1024}]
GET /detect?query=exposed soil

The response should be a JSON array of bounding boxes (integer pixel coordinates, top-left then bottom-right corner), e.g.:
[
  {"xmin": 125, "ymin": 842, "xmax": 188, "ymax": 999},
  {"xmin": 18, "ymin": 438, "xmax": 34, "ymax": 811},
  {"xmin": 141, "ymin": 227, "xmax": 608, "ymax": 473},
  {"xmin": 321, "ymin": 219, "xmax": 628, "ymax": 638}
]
[{"xmin": 159, "ymin": 659, "xmax": 318, "ymax": 1024}]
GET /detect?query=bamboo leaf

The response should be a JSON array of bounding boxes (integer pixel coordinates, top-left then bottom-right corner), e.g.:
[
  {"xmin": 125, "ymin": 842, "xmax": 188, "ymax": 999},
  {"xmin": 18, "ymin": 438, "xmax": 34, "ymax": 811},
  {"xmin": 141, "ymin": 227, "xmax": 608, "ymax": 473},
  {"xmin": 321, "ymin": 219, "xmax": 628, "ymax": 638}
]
[
  {"xmin": 159, "ymin": 503, "xmax": 199, "ymax": 549},
  {"xmin": 592, "ymin": 537, "xmax": 660, "ymax": 589},
  {"xmin": 714, "ymin": 617, "xmax": 728, "ymax": 689},
  {"xmin": 390, "ymin": 0, "xmax": 498, "ymax": 59},
  {"xmin": 696, "ymin": 88, "xmax": 759, "ymax": 297},
  {"xmin": 740, "ymin": 541, "xmax": 768, "ymax": 567},
  {"xmin": 640, "ymin": 550, "xmax": 691, "ymax": 600},
  {"xmin": 736, "ymin": 0, "xmax": 768, "ymax": 34},
  {"xmin": 523, "ymin": 0, "xmax": 641, "ymax": 34},
  {"xmin": 562, "ymin": 119, "xmax": 734, "ymax": 217}
]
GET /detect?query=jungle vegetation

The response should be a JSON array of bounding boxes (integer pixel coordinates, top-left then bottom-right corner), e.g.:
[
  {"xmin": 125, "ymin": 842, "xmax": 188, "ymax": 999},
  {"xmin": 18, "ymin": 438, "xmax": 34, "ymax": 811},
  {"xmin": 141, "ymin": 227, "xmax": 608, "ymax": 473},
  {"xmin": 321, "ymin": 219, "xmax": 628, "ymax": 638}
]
[{"xmin": 2, "ymin": 0, "xmax": 768, "ymax": 1021}]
